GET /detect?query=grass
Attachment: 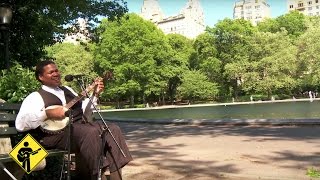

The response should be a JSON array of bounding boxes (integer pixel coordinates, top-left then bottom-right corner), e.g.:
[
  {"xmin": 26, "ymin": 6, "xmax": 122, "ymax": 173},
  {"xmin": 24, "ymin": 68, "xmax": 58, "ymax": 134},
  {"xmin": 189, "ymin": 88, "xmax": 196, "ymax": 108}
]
[
  {"xmin": 98, "ymin": 104, "xmax": 146, "ymax": 110},
  {"xmin": 307, "ymin": 167, "xmax": 320, "ymax": 178}
]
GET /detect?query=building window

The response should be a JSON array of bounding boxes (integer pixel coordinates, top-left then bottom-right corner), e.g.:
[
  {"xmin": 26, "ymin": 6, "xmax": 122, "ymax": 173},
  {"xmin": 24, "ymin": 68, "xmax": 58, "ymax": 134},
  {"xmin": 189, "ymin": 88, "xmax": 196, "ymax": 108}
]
[
  {"xmin": 308, "ymin": 1, "xmax": 312, "ymax": 5},
  {"xmin": 316, "ymin": 0, "xmax": 319, "ymax": 3},
  {"xmin": 255, "ymin": 5, "xmax": 260, "ymax": 9},
  {"xmin": 289, "ymin": 5, "xmax": 294, "ymax": 8},
  {"xmin": 317, "ymin": 5, "xmax": 319, "ymax": 9},
  {"xmin": 298, "ymin": 3, "xmax": 304, "ymax": 7},
  {"xmin": 308, "ymin": 7, "xmax": 312, "ymax": 10}
]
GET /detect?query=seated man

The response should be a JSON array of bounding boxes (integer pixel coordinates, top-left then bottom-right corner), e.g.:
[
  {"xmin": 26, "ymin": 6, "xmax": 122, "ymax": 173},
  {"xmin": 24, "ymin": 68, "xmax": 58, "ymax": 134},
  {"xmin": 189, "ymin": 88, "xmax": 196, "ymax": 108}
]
[{"xmin": 15, "ymin": 60, "xmax": 132, "ymax": 180}]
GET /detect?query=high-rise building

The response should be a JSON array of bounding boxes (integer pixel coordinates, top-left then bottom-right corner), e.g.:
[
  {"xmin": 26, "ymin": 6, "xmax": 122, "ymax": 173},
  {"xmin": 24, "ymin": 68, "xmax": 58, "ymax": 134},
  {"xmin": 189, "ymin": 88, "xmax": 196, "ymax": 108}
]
[
  {"xmin": 233, "ymin": 0, "xmax": 271, "ymax": 25},
  {"xmin": 140, "ymin": 0, "xmax": 164, "ymax": 23},
  {"xmin": 140, "ymin": 0, "xmax": 205, "ymax": 39},
  {"xmin": 287, "ymin": 0, "xmax": 320, "ymax": 16},
  {"xmin": 64, "ymin": 18, "xmax": 91, "ymax": 44}
]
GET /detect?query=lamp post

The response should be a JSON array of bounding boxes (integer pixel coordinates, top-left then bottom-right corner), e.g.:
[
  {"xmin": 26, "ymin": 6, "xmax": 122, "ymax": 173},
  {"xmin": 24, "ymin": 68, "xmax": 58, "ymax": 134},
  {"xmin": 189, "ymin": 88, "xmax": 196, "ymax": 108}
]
[{"xmin": 0, "ymin": 4, "xmax": 13, "ymax": 70}]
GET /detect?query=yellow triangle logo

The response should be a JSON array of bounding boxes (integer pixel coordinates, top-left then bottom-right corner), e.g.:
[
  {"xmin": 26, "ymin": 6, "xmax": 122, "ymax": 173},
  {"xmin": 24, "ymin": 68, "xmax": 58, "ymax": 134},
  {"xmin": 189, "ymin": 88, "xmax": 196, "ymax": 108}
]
[{"xmin": 9, "ymin": 134, "xmax": 48, "ymax": 174}]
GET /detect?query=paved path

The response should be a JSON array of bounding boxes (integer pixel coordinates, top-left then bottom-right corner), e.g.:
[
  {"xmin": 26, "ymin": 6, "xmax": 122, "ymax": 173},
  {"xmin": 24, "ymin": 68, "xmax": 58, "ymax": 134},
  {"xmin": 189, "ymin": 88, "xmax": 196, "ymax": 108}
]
[{"xmin": 117, "ymin": 123, "xmax": 320, "ymax": 180}]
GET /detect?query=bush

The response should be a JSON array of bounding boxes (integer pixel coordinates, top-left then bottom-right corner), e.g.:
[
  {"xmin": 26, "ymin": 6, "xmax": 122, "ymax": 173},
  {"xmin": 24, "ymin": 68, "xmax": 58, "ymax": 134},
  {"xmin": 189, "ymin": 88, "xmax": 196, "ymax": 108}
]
[
  {"xmin": 0, "ymin": 63, "xmax": 40, "ymax": 103},
  {"xmin": 306, "ymin": 167, "xmax": 320, "ymax": 178}
]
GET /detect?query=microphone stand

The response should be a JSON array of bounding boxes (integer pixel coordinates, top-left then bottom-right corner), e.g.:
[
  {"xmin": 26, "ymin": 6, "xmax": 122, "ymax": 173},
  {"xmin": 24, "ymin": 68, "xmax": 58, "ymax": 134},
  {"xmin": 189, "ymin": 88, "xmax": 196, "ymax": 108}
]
[
  {"xmin": 74, "ymin": 78, "xmax": 126, "ymax": 180},
  {"xmin": 0, "ymin": 162, "xmax": 17, "ymax": 180},
  {"xmin": 66, "ymin": 109, "xmax": 73, "ymax": 180},
  {"xmin": 59, "ymin": 109, "xmax": 73, "ymax": 180}
]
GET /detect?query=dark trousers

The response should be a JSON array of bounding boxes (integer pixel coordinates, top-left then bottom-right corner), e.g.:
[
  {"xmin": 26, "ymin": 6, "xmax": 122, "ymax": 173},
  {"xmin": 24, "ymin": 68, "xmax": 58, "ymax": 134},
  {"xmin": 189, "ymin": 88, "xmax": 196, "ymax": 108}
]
[{"xmin": 41, "ymin": 121, "xmax": 132, "ymax": 178}]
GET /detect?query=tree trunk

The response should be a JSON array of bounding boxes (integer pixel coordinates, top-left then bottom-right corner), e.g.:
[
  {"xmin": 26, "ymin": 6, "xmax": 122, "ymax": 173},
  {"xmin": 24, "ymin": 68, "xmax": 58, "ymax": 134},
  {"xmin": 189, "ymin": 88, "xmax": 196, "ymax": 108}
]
[
  {"xmin": 267, "ymin": 91, "xmax": 271, "ymax": 100},
  {"xmin": 130, "ymin": 95, "xmax": 134, "ymax": 108},
  {"xmin": 162, "ymin": 94, "xmax": 165, "ymax": 105},
  {"xmin": 116, "ymin": 97, "xmax": 120, "ymax": 109},
  {"xmin": 142, "ymin": 94, "xmax": 146, "ymax": 104}
]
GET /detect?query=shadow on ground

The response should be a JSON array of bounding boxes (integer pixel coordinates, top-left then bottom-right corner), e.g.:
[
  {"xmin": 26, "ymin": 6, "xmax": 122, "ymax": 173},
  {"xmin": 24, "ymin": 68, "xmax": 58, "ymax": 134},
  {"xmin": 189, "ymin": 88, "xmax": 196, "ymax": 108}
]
[
  {"xmin": 119, "ymin": 123, "xmax": 320, "ymax": 141},
  {"xmin": 117, "ymin": 123, "xmax": 320, "ymax": 179}
]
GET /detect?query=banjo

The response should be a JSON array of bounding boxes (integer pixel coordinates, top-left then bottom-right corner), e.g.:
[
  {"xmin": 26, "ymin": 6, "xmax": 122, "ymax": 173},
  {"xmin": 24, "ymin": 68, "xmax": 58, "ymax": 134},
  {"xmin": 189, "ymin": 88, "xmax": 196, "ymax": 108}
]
[{"xmin": 40, "ymin": 72, "xmax": 113, "ymax": 134}]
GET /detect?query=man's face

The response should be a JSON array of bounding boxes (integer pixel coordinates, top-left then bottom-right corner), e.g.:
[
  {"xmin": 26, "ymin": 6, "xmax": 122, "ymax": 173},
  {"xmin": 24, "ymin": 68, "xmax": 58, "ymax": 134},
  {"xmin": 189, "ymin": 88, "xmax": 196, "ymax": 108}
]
[{"xmin": 38, "ymin": 63, "xmax": 61, "ymax": 87}]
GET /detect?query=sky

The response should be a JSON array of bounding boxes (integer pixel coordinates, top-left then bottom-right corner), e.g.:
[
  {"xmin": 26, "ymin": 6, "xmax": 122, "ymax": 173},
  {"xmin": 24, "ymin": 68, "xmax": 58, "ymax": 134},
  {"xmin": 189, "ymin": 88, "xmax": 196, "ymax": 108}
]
[{"xmin": 126, "ymin": 0, "xmax": 288, "ymax": 27}]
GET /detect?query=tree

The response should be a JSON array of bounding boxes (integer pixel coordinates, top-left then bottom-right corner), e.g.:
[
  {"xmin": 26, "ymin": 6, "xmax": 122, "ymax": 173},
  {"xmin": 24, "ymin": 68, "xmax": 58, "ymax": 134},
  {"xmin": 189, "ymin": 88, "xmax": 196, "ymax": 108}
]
[
  {"xmin": 45, "ymin": 42, "xmax": 96, "ymax": 91},
  {"xmin": 223, "ymin": 58, "xmax": 253, "ymax": 97},
  {"xmin": 258, "ymin": 11, "xmax": 307, "ymax": 38},
  {"xmin": 0, "ymin": 63, "xmax": 40, "ymax": 102},
  {"xmin": 244, "ymin": 31, "xmax": 298, "ymax": 97},
  {"xmin": 166, "ymin": 34, "xmax": 193, "ymax": 102},
  {"xmin": 94, "ymin": 13, "xmax": 173, "ymax": 106},
  {"xmin": 305, "ymin": 15, "xmax": 320, "ymax": 29},
  {"xmin": 177, "ymin": 70, "xmax": 219, "ymax": 102},
  {"xmin": 257, "ymin": 18, "xmax": 280, "ymax": 33},
  {"xmin": 207, "ymin": 18, "xmax": 256, "ymax": 98},
  {"xmin": 207, "ymin": 18, "xmax": 256, "ymax": 64},
  {"xmin": 0, "ymin": 0, "xmax": 128, "ymax": 70},
  {"xmin": 296, "ymin": 25, "xmax": 320, "ymax": 91},
  {"xmin": 276, "ymin": 11, "xmax": 307, "ymax": 38},
  {"xmin": 191, "ymin": 32, "xmax": 221, "ymax": 82}
]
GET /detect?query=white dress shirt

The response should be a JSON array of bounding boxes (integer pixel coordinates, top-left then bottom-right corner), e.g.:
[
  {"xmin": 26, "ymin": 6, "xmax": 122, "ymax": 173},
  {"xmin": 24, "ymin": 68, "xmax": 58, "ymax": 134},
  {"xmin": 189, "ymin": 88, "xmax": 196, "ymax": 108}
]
[{"xmin": 15, "ymin": 85, "xmax": 97, "ymax": 132}]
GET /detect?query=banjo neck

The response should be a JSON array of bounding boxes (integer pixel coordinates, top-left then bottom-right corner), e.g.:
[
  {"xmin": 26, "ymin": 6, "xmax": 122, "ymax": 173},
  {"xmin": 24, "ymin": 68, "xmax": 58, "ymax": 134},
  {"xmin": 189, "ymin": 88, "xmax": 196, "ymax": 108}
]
[
  {"xmin": 64, "ymin": 95, "xmax": 86, "ymax": 109},
  {"xmin": 64, "ymin": 78, "xmax": 98, "ymax": 109}
]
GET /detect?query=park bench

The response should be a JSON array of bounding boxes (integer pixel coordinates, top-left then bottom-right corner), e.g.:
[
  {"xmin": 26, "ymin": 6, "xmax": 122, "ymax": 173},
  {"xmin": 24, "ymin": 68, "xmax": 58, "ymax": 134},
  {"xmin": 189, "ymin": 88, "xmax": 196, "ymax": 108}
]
[{"xmin": 0, "ymin": 103, "xmax": 67, "ymax": 180}]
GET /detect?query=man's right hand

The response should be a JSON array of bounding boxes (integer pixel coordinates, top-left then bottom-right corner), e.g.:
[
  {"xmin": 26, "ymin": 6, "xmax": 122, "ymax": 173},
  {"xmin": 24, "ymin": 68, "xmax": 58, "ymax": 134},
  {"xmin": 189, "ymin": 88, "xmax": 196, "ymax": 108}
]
[{"xmin": 45, "ymin": 105, "xmax": 67, "ymax": 120}]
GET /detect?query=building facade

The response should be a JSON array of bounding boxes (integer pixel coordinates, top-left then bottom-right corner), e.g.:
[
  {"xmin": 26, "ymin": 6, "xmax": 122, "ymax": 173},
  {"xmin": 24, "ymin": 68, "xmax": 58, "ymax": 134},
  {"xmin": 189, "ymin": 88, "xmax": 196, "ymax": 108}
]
[
  {"xmin": 287, "ymin": 0, "xmax": 320, "ymax": 16},
  {"xmin": 140, "ymin": 0, "xmax": 164, "ymax": 23},
  {"xmin": 140, "ymin": 0, "xmax": 205, "ymax": 39},
  {"xmin": 64, "ymin": 18, "xmax": 91, "ymax": 44},
  {"xmin": 233, "ymin": 0, "xmax": 271, "ymax": 25}
]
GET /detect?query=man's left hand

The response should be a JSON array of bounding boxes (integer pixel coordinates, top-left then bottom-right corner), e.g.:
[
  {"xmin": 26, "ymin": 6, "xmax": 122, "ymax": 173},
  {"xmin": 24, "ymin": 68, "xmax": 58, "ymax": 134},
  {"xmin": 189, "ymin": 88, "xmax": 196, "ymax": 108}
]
[{"xmin": 94, "ymin": 78, "xmax": 104, "ymax": 96}]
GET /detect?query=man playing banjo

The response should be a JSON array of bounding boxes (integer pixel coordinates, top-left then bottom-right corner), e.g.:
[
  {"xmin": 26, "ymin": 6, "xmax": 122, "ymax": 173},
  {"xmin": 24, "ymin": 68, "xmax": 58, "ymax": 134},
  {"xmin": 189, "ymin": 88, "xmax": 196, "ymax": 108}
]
[{"xmin": 15, "ymin": 60, "xmax": 132, "ymax": 180}]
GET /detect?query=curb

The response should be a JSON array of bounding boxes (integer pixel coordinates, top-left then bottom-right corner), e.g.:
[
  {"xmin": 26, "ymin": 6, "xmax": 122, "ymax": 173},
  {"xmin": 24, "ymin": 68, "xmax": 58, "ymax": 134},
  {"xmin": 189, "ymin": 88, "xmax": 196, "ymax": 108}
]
[{"xmin": 97, "ymin": 117, "xmax": 320, "ymax": 126}]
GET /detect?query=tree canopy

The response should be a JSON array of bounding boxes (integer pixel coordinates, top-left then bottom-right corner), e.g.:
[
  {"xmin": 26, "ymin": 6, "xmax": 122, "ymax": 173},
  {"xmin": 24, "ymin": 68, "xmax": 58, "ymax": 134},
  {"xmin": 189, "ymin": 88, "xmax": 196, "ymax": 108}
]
[
  {"xmin": 2, "ymin": 10, "xmax": 320, "ymax": 104},
  {"xmin": 94, "ymin": 13, "xmax": 173, "ymax": 106},
  {"xmin": 0, "ymin": 0, "xmax": 128, "ymax": 70}
]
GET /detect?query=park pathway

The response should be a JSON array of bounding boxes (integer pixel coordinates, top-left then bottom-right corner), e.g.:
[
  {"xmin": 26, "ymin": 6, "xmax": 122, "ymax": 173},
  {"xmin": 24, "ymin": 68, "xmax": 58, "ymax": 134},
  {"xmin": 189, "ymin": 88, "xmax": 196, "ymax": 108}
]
[{"xmin": 117, "ymin": 122, "xmax": 320, "ymax": 180}]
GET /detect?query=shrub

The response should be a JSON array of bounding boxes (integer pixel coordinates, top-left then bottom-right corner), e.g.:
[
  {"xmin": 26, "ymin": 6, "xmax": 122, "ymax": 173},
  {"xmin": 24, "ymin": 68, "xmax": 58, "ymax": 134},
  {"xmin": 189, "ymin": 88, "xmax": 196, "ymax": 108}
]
[{"xmin": 0, "ymin": 63, "xmax": 40, "ymax": 103}]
